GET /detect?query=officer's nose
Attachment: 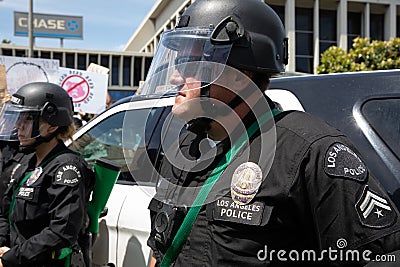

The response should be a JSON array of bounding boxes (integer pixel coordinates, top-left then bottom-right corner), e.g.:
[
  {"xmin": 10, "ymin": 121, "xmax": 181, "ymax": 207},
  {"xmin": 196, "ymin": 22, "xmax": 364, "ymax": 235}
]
[
  {"xmin": 169, "ymin": 69, "xmax": 185, "ymax": 88},
  {"xmin": 16, "ymin": 118, "xmax": 23, "ymax": 130}
]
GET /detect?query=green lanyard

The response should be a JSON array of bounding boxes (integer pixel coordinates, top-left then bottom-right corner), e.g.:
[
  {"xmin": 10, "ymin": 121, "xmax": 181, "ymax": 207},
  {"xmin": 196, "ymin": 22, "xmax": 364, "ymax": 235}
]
[
  {"xmin": 8, "ymin": 151, "xmax": 73, "ymax": 267},
  {"xmin": 161, "ymin": 109, "xmax": 281, "ymax": 266},
  {"xmin": 8, "ymin": 152, "xmax": 63, "ymax": 223},
  {"xmin": 8, "ymin": 171, "xmax": 32, "ymax": 223}
]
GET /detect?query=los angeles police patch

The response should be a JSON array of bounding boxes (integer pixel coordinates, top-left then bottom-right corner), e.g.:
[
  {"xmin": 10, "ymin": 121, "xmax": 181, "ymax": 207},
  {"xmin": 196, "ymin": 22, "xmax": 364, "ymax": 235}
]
[
  {"xmin": 355, "ymin": 185, "xmax": 396, "ymax": 228},
  {"xmin": 324, "ymin": 143, "xmax": 367, "ymax": 181},
  {"xmin": 211, "ymin": 197, "xmax": 266, "ymax": 226},
  {"xmin": 26, "ymin": 167, "xmax": 43, "ymax": 186},
  {"xmin": 55, "ymin": 164, "xmax": 81, "ymax": 186},
  {"xmin": 17, "ymin": 187, "xmax": 35, "ymax": 200},
  {"xmin": 231, "ymin": 162, "xmax": 263, "ymax": 205}
]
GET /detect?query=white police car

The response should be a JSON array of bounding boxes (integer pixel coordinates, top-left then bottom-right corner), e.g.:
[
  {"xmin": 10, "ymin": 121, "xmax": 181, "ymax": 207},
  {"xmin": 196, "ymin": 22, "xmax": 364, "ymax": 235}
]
[{"xmin": 67, "ymin": 69, "xmax": 400, "ymax": 267}]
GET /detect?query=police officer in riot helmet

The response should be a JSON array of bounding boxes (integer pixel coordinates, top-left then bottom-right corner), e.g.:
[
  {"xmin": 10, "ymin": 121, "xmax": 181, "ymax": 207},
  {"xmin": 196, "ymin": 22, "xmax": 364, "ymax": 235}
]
[
  {"xmin": 0, "ymin": 82, "xmax": 94, "ymax": 267},
  {"xmin": 146, "ymin": 0, "xmax": 400, "ymax": 266}
]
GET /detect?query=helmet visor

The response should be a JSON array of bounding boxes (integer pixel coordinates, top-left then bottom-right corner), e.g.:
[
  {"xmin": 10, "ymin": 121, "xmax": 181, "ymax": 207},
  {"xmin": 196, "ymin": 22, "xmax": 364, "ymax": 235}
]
[
  {"xmin": 141, "ymin": 27, "xmax": 232, "ymax": 95},
  {"xmin": 0, "ymin": 102, "xmax": 39, "ymax": 141}
]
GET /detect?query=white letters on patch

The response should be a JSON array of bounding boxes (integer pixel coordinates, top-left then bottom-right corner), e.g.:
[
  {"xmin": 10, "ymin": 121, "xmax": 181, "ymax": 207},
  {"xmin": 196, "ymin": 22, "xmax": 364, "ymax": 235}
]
[
  {"xmin": 324, "ymin": 143, "xmax": 367, "ymax": 181},
  {"xmin": 55, "ymin": 164, "xmax": 81, "ymax": 186}
]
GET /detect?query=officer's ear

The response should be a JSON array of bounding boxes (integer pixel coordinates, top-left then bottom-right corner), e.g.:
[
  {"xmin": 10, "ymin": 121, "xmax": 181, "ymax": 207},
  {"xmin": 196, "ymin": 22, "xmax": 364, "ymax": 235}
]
[
  {"xmin": 234, "ymin": 70, "xmax": 254, "ymax": 90},
  {"xmin": 40, "ymin": 119, "xmax": 59, "ymax": 136},
  {"xmin": 47, "ymin": 125, "xmax": 59, "ymax": 134}
]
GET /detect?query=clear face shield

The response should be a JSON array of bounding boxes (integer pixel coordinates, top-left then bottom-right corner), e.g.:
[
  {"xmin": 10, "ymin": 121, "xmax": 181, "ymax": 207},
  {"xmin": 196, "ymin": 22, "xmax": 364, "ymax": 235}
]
[
  {"xmin": 123, "ymin": 62, "xmax": 278, "ymax": 207},
  {"xmin": 0, "ymin": 102, "xmax": 40, "ymax": 142},
  {"xmin": 140, "ymin": 27, "xmax": 233, "ymax": 95},
  {"xmin": 123, "ymin": 26, "xmax": 279, "ymax": 208}
]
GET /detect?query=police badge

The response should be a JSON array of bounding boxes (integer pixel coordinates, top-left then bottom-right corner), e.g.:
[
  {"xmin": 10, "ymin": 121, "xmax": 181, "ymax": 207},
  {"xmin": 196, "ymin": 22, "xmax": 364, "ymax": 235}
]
[
  {"xmin": 231, "ymin": 162, "xmax": 263, "ymax": 205},
  {"xmin": 26, "ymin": 167, "xmax": 43, "ymax": 186}
]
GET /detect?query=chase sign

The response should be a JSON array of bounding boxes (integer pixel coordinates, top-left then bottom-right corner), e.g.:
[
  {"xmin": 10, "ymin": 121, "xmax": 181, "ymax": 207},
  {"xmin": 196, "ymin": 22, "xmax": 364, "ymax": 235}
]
[{"xmin": 14, "ymin": 11, "xmax": 83, "ymax": 39}]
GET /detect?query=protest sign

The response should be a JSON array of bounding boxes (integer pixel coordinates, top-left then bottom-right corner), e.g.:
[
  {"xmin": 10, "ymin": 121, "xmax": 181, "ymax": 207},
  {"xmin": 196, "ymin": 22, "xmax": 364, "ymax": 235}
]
[
  {"xmin": 0, "ymin": 65, "xmax": 7, "ymax": 103},
  {"xmin": 0, "ymin": 55, "xmax": 59, "ymax": 95},
  {"xmin": 87, "ymin": 63, "xmax": 110, "ymax": 74},
  {"xmin": 50, "ymin": 67, "xmax": 109, "ymax": 114}
]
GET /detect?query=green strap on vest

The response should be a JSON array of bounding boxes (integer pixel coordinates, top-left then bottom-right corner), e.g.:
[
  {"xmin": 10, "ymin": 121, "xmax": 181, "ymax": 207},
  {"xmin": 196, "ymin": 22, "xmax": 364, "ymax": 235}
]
[
  {"xmin": 8, "ymin": 152, "xmax": 65, "ymax": 223},
  {"xmin": 58, "ymin": 247, "xmax": 72, "ymax": 267},
  {"xmin": 161, "ymin": 109, "xmax": 281, "ymax": 266},
  {"xmin": 8, "ymin": 171, "xmax": 32, "ymax": 224},
  {"xmin": 8, "ymin": 152, "xmax": 75, "ymax": 267}
]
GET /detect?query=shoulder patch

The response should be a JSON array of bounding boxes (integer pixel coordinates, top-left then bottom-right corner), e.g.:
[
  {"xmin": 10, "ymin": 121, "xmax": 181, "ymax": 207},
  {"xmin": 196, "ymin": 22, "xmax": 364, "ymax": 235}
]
[
  {"xmin": 324, "ymin": 143, "xmax": 367, "ymax": 181},
  {"xmin": 355, "ymin": 185, "xmax": 397, "ymax": 228},
  {"xmin": 54, "ymin": 163, "xmax": 81, "ymax": 186}
]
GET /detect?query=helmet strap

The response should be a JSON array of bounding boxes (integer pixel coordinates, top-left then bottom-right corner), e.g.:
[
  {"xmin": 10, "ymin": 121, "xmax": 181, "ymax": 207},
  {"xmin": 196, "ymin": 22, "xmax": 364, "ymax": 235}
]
[
  {"xmin": 187, "ymin": 73, "xmax": 270, "ymax": 135},
  {"xmin": 19, "ymin": 131, "xmax": 58, "ymax": 154},
  {"xmin": 19, "ymin": 118, "xmax": 59, "ymax": 154},
  {"xmin": 186, "ymin": 117, "xmax": 212, "ymax": 135},
  {"xmin": 186, "ymin": 82, "xmax": 214, "ymax": 135},
  {"xmin": 217, "ymin": 72, "xmax": 270, "ymax": 115}
]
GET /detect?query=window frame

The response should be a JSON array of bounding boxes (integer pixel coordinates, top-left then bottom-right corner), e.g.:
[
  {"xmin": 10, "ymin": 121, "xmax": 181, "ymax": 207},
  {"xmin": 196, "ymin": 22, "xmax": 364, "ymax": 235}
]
[
  {"xmin": 353, "ymin": 94, "xmax": 400, "ymax": 184},
  {"xmin": 67, "ymin": 97, "xmax": 176, "ymax": 185}
]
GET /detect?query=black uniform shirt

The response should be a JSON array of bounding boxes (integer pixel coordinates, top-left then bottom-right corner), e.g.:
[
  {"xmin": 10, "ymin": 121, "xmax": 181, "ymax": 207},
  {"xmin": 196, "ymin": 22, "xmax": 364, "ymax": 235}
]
[
  {"xmin": 148, "ymin": 109, "xmax": 400, "ymax": 266},
  {"xmin": 0, "ymin": 142, "xmax": 22, "ymax": 199},
  {"xmin": 0, "ymin": 141, "xmax": 94, "ymax": 267}
]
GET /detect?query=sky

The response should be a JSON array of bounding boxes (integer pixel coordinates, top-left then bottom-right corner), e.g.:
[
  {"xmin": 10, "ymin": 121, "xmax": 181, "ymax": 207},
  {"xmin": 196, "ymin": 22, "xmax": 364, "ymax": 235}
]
[{"xmin": 0, "ymin": 0, "xmax": 158, "ymax": 51}]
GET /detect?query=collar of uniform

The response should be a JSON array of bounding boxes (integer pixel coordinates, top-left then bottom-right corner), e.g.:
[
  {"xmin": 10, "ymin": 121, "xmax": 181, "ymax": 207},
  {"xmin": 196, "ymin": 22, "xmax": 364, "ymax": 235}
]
[
  {"xmin": 37, "ymin": 140, "xmax": 68, "ymax": 168},
  {"xmin": 218, "ymin": 96, "xmax": 274, "ymax": 149},
  {"xmin": 213, "ymin": 95, "xmax": 279, "ymax": 168},
  {"xmin": 264, "ymin": 94, "xmax": 277, "ymax": 110}
]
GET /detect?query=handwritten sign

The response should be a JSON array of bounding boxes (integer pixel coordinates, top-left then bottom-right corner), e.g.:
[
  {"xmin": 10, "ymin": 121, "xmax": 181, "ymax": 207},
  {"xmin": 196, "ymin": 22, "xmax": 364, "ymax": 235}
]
[
  {"xmin": 87, "ymin": 63, "xmax": 110, "ymax": 74},
  {"xmin": 0, "ymin": 55, "xmax": 59, "ymax": 95},
  {"xmin": 50, "ymin": 67, "xmax": 109, "ymax": 114},
  {"xmin": 0, "ymin": 65, "xmax": 8, "ymax": 104}
]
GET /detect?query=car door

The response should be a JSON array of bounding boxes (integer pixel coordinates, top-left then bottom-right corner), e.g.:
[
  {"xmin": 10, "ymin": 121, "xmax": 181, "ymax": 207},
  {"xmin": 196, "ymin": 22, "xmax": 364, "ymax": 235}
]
[
  {"xmin": 115, "ymin": 103, "xmax": 177, "ymax": 267},
  {"xmin": 270, "ymin": 73, "xmax": 400, "ymax": 209},
  {"xmin": 354, "ymin": 95, "xmax": 400, "ymax": 206},
  {"xmin": 68, "ymin": 96, "xmax": 175, "ymax": 267}
]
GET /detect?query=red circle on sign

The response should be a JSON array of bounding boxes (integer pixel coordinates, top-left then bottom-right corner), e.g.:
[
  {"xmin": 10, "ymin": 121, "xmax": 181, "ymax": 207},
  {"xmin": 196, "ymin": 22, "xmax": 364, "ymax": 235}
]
[{"xmin": 61, "ymin": 74, "xmax": 90, "ymax": 103}]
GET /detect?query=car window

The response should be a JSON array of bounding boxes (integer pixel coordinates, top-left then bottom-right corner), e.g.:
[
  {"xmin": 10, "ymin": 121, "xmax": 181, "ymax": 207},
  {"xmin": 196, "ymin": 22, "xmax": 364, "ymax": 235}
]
[
  {"xmin": 124, "ymin": 106, "xmax": 172, "ymax": 185},
  {"xmin": 69, "ymin": 108, "xmax": 160, "ymax": 184},
  {"xmin": 361, "ymin": 97, "xmax": 400, "ymax": 160},
  {"xmin": 126, "ymin": 106, "xmax": 185, "ymax": 186}
]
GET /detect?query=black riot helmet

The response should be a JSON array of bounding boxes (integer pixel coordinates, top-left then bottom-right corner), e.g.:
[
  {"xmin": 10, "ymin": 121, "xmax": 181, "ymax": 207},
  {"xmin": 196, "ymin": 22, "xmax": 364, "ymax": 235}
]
[
  {"xmin": 177, "ymin": 0, "xmax": 288, "ymax": 74},
  {"xmin": 0, "ymin": 82, "xmax": 74, "ymax": 143},
  {"xmin": 140, "ymin": 0, "xmax": 288, "ymax": 95},
  {"xmin": 139, "ymin": 0, "xmax": 287, "ymax": 134}
]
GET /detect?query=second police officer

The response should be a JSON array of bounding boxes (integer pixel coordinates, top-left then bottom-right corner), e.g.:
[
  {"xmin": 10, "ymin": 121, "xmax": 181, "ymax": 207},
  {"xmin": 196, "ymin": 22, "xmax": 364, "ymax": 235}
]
[
  {"xmin": 144, "ymin": 0, "xmax": 400, "ymax": 266},
  {"xmin": 0, "ymin": 82, "xmax": 95, "ymax": 267}
]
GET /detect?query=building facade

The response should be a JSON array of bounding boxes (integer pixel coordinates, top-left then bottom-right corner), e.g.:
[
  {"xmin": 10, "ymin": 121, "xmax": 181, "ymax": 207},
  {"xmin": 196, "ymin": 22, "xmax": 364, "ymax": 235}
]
[
  {"xmin": 0, "ymin": 44, "xmax": 153, "ymax": 99},
  {"xmin": 2, "ymin": 0, "xmax": 400, "ymax": 99},
  {"xmin": 125, "ymin": 0, "xmax": 400, "ymax": 74}
]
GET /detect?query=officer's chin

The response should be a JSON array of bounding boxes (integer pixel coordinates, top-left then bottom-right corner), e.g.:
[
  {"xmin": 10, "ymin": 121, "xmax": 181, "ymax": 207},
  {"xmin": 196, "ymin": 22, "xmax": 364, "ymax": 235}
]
[
  {"xmin": 18, "ymin": 138, "xmax": 35, "ymax": 147},
  {"xmin": 172, "ymin": 104, "xmax": 203, "ymax": 123}
]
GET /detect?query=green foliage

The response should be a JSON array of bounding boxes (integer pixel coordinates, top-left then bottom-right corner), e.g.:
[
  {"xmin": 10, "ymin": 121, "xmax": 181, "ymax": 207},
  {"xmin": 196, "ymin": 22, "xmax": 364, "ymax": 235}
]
[
  {"xmin": 1, "ymin": 39, "xmax": 11, "ymax": 44},
  {"xmin": 317, "ymin": 37, "xmax": 400, "ymax": 74}
]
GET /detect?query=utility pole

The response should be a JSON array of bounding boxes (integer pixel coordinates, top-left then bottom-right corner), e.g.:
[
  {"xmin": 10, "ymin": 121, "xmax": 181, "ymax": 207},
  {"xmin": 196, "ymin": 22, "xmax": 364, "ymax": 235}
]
[{"xmin": 28, "ymin": 0, "xmax": 34, "ymax": 57}]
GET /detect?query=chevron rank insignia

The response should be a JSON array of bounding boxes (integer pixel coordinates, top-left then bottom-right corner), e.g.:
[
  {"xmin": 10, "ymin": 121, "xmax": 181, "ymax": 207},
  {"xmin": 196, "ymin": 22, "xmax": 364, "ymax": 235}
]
[{"xmin": 355, "ymin": 185, "xmax": 397, "ymax": 228}]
